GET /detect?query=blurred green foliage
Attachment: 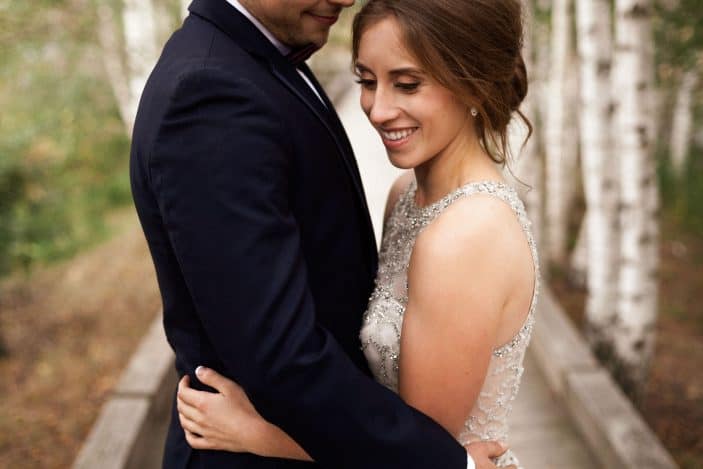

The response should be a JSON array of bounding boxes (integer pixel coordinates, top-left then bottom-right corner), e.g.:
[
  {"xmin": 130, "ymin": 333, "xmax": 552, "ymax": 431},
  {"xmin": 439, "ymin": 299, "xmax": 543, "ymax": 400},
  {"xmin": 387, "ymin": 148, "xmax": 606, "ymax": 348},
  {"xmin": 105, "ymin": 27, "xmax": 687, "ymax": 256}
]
[
  {"xmin": 0, "ymin": 0, "xmax": 132, "ymax": 275},
  {"xmin": 658, "ymin": 140, "xmax": 703, "ymax": 238},
  {"xmin": 654, "ymin": 0, "xmax": 703, "ymax": 71},
  {"xmin": 653, "ymin": 0, "xmax": 703, "ymax": 238}
]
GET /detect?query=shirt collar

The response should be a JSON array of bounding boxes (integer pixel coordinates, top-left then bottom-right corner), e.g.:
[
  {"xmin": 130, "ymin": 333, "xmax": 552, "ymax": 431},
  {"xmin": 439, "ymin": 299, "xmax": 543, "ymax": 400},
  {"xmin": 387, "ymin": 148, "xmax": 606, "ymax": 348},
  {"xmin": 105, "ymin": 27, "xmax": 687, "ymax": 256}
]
[{"xmin": 225, "ymin": 0, "xmax": 291, "ymax": 56}]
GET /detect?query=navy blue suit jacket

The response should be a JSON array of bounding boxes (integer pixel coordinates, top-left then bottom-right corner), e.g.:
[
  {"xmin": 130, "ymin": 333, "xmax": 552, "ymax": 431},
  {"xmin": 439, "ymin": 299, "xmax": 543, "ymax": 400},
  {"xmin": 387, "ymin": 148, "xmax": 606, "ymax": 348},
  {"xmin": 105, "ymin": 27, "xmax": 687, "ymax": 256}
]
[{"xmin": 130, "ymin": 0, "xmax": 466, "ymax": 467}]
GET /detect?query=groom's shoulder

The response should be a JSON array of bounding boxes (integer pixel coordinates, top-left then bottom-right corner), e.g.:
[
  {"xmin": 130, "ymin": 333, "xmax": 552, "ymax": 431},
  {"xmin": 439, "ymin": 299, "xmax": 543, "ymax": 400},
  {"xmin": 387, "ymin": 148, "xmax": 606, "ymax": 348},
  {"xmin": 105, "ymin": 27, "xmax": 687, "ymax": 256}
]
[
  {"xmin": 147, "ymin": 35, "xmax": 271, "ymax": 112},
  {"xmin": 157, "ymin": 15, "xmax": 262, "ymax": 84}
]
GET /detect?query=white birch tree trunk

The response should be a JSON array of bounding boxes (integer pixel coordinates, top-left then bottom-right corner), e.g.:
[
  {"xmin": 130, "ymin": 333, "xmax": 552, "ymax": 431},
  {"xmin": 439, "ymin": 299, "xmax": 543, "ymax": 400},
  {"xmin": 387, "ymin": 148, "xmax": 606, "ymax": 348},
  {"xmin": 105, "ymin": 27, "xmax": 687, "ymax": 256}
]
[
  {"xmin": 181, "ymin": 0, "xmax": 191, "ymax": 20},
  {"xmin": 545, "ymin": 0, "xmax": 578, "ymax": 265},
  {"xmin": 97, "ymin": 4, "xmax": 133, "ymax": 135},
  {"xmin": 576, "ymin": 0, "xmax": 620, "ymax": 354},
  {"xmin": 97, "ymin": 1, "xmax": 159, "ymax": 134},
  {"xmin": 122, "ymin": 0, "xmax": 159, "ymax": 133},
  {"xmin": 511, "ymin": 0, "xmax": 544, "ymax": 259},
  {"xmin": 670, "ymin": 66, "xmax": 699, "ymax": 176},
  {"xmin": 612, "ymin": 0, "xmax": 659, "ymax": 397},
  {"xmin": 151, "ymin": 0, "xmax": 176, "ymax": 46}
]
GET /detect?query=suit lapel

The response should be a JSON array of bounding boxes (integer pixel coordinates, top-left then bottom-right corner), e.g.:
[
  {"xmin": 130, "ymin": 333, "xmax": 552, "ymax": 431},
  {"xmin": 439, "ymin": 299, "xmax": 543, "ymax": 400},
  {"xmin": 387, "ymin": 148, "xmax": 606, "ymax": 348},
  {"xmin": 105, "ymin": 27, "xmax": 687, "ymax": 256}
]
[
  {"xmin": 300, "ymin": 64, "xmax": 369, "ymax": 192},
  {"xmin": 188, "ymin": 0, "xmax": 378, "ymax": 270},
  {"xmin": 273, "ymin": 63, "xmax": 373, "ymax": 213},
  {"xmin": 298, "ymin": 64, "xmax": 378, "ymax": 255},
  {"xmin": 271, "ymin": 62, "xmax": 378, "ymax": 263}
]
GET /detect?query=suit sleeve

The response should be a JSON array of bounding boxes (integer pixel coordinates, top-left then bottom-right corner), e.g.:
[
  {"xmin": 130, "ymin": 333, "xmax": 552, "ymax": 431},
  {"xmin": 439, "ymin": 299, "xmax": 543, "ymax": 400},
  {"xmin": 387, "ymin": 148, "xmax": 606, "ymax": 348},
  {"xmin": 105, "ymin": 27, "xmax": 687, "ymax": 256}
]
[{"xmin": 149, "ymin": 68, "xmax": 466, "ymax": 469}]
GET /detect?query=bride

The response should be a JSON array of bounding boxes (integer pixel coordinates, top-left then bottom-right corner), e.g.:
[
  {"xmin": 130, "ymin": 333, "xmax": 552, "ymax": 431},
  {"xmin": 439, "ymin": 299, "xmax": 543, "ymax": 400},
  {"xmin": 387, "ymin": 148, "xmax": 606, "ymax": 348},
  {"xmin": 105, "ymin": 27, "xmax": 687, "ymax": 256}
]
[{"xmin": 176, "ymin": 0, "xmax": 537, "ymax": 467}]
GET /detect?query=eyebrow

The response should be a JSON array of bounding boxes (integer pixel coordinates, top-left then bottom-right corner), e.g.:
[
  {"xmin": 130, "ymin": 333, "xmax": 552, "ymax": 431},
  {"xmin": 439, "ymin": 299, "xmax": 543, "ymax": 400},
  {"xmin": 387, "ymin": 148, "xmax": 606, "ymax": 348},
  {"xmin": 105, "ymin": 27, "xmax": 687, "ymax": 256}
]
[{"xmin": 355, "ymin": 62, "xmax": 425, "ymax": 77}]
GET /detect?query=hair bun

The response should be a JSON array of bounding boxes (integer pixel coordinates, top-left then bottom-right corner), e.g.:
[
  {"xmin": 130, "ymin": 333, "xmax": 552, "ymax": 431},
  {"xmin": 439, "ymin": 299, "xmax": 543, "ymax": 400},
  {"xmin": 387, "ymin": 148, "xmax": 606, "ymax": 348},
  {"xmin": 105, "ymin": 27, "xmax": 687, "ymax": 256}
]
[{"xmin": 510, "ymin": 54, "xmax": 528, "ymax": 111}]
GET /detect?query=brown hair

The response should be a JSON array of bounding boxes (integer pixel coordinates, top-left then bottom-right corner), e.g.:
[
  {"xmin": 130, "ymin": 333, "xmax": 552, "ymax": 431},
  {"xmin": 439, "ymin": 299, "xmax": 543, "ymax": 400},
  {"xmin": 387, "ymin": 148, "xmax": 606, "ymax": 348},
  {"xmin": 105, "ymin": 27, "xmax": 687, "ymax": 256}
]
[{"xmin": 352, "ymin": 0, "xmax": 531, "ymax": 166}]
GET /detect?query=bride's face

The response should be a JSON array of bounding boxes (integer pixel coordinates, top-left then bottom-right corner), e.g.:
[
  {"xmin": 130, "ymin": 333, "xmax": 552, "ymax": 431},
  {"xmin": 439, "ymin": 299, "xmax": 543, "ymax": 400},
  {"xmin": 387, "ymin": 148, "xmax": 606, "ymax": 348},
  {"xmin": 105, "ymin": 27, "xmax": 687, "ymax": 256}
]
[{"xmin": 355, "ymin": 17, "xmax": 473, "ymax": 170}]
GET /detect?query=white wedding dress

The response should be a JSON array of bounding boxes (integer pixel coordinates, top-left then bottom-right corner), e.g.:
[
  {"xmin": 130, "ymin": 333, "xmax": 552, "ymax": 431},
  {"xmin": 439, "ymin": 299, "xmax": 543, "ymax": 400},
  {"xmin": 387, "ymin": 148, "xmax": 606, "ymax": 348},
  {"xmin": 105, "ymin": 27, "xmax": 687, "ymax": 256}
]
[{"xmin": 360, "ymin": 180, "xmax": 540, "ymax": 468}]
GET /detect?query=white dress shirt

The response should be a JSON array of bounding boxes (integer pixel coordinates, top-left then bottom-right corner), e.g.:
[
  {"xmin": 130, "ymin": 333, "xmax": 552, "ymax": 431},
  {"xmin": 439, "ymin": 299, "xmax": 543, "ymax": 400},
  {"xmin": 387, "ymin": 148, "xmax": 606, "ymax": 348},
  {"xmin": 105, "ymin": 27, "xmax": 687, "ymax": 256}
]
[{"xmin": 220, "ymin": 2, "xmax": 474, "ymax": 469}]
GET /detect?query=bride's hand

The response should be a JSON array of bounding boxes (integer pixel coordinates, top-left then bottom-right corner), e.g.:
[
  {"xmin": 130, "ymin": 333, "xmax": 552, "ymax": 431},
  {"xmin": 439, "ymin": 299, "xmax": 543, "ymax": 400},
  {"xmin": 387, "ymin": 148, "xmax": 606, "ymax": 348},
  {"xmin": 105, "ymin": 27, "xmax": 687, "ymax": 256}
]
[{"xmin": 177, "ymin": 367, "xmax": 266, "ymax": 454}]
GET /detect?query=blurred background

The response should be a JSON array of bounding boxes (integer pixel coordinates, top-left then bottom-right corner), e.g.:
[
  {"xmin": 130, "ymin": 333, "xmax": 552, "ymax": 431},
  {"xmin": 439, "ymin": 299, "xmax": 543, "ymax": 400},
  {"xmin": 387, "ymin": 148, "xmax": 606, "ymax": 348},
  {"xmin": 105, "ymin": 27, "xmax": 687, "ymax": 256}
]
[{"xmin": 0, "ymin": 0, "xmax": 700, "ymax": 467}]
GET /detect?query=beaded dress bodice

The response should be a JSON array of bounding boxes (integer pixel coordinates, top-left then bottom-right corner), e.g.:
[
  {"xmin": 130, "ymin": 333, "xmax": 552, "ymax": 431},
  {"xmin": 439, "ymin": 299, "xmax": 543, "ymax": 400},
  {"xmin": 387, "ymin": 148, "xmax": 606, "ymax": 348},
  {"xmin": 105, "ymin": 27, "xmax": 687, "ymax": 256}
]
[{"xmin": 360, "ymin": 180, "xmax": 539, "ymax": 468}]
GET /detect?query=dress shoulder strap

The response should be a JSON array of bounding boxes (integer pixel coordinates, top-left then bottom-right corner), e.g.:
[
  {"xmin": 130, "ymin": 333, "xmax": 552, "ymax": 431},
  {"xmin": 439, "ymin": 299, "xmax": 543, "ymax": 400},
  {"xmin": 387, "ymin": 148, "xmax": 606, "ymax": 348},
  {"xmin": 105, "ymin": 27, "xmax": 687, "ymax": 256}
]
[{"xmin": 406, "ymin": 180, "xmax": 540, "ymax": 271}]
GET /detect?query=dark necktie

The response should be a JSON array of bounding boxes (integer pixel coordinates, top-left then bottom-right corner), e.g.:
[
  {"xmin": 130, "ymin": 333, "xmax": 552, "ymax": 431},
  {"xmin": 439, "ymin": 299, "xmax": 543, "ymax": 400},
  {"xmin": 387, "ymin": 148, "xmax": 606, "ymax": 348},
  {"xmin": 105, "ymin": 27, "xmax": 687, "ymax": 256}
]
[{"xmin": 286, "ymin": 43, "xmax": 319, "ymax": 66}]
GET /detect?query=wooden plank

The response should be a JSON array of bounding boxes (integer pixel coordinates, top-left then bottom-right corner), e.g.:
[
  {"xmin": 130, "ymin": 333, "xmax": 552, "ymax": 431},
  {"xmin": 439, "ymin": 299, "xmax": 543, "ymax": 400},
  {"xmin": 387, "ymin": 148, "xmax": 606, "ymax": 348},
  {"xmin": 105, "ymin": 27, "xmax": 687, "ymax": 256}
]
[
  {"xmin": 73, "ymin": 398, "xmax": 150, "ymax": 469},
  {"xmin": 509, "ymin": 355, "xmax": 601, "ymax": 468},
  {"xmin": 565, "ymin": 370, "xmax": 679, "ymax": 469},
  {"xmin": 531, "ymin": 289, "xmax": 599, "ymax": 394},
  {"xmin": 114, "ymin": 312, "xmax": 174, "ymax": 398},
  {"xmin": 73, "ymin": 315, "xmax": 176, "ymax": 469}
]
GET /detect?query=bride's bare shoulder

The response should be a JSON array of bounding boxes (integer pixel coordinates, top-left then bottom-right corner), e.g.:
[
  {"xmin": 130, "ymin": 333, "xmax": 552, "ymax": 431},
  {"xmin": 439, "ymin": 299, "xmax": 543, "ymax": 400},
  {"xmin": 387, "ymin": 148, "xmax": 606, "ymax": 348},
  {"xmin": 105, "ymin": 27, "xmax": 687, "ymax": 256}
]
[
  {"xmin": 409, "ymin": 194, "xmax": 526, "ymax": 302},
  {"xmin": 384, "ymin": 171, "xmax": 415, "ymax": 223}
]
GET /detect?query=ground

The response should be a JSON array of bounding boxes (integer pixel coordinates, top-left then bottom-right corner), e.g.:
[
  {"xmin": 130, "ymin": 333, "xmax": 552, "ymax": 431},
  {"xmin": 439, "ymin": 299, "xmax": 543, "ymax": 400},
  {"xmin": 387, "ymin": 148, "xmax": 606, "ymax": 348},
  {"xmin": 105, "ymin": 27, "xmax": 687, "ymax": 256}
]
[
  {"xmin": 551, "ymin": 214, "xmax": 703, "ymax": 469},
  {"xmin": 0, "ymin": 211, "xmax": 161, "ymax": 468}
]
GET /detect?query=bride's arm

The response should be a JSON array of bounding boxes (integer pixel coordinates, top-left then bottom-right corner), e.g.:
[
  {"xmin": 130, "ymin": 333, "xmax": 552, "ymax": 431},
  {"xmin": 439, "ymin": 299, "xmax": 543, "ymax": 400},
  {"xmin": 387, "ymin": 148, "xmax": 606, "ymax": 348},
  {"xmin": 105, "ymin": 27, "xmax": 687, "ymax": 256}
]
[
  {"xmin": 398, "ymin": 195, "xmax": 520, "ymax": 437},
  {"xmin": 177, "ymin": 368, "xmax": 312, "ymax": 461}
]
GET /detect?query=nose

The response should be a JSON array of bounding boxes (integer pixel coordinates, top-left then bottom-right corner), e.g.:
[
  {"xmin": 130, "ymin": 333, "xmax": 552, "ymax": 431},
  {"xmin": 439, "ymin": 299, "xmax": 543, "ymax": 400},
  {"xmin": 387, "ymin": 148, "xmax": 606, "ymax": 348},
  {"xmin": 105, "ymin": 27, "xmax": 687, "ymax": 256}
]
[{"xmin": 366, "ymin": 86, "xmax": 400, "ymax": 127}]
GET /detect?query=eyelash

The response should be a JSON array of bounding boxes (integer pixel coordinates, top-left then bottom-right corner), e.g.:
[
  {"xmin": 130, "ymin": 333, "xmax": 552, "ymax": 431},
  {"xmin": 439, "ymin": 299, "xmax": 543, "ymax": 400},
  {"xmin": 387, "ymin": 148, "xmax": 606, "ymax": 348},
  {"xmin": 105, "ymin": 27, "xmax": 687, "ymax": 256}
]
[
  {"xmin": 396, "ymin": 82, "xmax": 420, "ymax": 92},
  {"xmin": 355, "ymin": 78, "xmax": 376, "ymax": 88},
  {"xmin": 354, "ymin": 79, "xmax": 421, "ymax": 93}
]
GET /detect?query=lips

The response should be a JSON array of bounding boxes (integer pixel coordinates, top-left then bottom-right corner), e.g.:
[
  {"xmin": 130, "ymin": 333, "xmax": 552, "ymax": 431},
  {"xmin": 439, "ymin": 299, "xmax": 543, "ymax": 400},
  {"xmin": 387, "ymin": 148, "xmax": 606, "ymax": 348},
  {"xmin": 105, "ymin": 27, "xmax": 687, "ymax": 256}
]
[
  {"xmin": 306, "ymin": 12, "xmax": 339, "ymax": 26},
  {"xmin": 379, "ymin": 127, "xmax": 418, "ymax": 149}
]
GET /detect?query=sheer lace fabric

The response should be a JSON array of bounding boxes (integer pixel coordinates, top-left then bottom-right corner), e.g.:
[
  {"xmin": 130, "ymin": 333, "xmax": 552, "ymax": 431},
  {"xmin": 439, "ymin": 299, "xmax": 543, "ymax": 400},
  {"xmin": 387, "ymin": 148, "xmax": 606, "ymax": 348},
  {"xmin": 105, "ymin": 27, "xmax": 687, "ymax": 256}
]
[{"xmin": 360, "ymin": 180, "xmax": 540, "ymax": 468}]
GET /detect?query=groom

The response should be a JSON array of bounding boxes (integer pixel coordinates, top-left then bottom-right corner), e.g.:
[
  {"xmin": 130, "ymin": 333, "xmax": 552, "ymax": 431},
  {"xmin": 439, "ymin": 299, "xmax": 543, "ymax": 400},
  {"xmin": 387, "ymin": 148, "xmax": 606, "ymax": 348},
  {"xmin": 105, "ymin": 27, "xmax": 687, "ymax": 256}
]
[{"xmin": 130, "ymin": 1, "xmax": 507, "ymax": 468}]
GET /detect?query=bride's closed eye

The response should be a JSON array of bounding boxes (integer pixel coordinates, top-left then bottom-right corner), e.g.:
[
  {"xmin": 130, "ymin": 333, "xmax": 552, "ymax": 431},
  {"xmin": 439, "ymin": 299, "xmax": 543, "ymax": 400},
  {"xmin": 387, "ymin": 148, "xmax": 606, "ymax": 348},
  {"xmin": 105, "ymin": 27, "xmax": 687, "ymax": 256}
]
[
  {"xmin": 395, "ymin": 81, "xmax": 421, "ymax": 92},
  {"xmin": 354, "ymin": 78, "xmax": 421, "ymax": 93},
  {"xmin": 355, "ymin": 77, "xmax": 377, "ymax": 90}
]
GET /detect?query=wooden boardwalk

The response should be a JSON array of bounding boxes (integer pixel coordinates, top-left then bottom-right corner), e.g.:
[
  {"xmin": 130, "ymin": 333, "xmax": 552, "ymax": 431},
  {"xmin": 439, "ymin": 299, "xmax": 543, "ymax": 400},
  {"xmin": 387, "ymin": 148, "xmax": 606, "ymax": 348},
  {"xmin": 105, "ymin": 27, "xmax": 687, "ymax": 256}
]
[
  {"xmin": 338, "ymin": 85, "xmax": 601, "ymax": 469},
  {"xmin": 511, "ymin": 353, "xmax": 599, "ymax": 467}
]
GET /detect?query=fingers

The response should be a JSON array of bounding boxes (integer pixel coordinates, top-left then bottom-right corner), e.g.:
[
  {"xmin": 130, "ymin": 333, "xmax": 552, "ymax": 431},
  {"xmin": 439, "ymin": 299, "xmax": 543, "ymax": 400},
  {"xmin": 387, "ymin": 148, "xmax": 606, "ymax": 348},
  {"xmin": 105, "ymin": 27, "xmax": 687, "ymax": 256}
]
[
  {"xmin": 177, "ymin": 374, "xmax": 193, "ymax": 399},
  {"xmin": 466, "ymin": 440, "xmax": 510, "ymax": 469},
  {"xmin": 195, "ymin": 366, "xmax": 236, "ymax": 395},
  {"xmin": 178, "ymin": 411, "xmax": 206, "ymax": 437},
  {"xmin": 178, "ymin": 376, "xmax": 208, "ymax": 409},
  {"xmin": 177, "ymin": 392, "xmax": 203, "ymax": 424},
  {"xmin": 184, "ymin": 428, "xmax": 215, "ymax": 450},
  {"xmin": 465, "ymin": 440, "xmax": 508, "ymax": 459}
]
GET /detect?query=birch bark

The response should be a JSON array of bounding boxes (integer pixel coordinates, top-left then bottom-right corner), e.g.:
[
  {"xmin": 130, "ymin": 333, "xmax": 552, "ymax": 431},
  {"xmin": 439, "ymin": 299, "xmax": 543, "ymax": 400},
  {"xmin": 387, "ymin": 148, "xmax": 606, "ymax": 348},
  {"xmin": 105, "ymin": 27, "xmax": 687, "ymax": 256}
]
[
  {"xmin": 576, "ymin": 0, "xmax": 620, "ymax": 353},
  {"xmin": 670, "ymin": 67, "xmax": 699, "ymax": 176},
  {"xmin": 545, "ymin": 0, "xmax": 578, "ymax": 264},
  {"xmin": 612, "ymin": 0, "xmax": 659, "ymax": 396},
  {"xmin": 97, "ymin": 4, "xmax": 132, "ymax": 135},
  {"xmin": 512, "ymin": 0, "xmax": 544, "ymax": 257},
  {"xmin": 122, "ymin": 0, "xmax": 159, "ymax": 133}
]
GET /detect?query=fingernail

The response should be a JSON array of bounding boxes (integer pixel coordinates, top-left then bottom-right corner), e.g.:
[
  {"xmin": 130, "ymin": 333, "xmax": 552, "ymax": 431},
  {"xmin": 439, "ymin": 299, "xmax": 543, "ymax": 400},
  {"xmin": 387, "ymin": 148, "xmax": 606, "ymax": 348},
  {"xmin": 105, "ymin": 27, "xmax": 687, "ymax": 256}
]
[
  {"xmin": 195, "ymin": 366, "xmax": 205, "ymax": 377},
  {"xmin": 498, "ymin": 441, "xmax": 508, "ymax": 451}
]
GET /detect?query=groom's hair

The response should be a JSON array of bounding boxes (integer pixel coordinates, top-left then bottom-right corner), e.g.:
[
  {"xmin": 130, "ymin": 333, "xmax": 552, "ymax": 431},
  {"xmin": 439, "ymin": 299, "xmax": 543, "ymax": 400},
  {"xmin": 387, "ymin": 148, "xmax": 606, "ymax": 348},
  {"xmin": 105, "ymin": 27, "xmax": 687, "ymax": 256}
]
[{"xmin": 351, "ymin": 0, "xmax": 531, "ymax": 168}]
